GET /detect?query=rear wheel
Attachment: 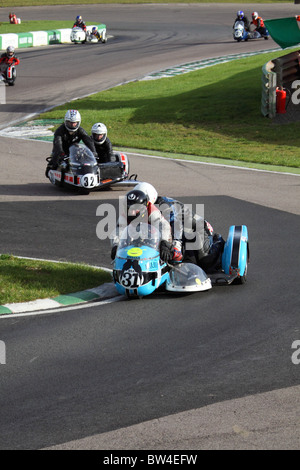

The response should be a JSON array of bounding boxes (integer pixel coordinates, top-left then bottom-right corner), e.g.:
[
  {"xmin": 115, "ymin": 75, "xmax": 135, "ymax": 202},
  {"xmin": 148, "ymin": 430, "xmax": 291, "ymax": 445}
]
[{"xmin": 233, "ymin": 262, "xmax": 247, "ymax": 285}]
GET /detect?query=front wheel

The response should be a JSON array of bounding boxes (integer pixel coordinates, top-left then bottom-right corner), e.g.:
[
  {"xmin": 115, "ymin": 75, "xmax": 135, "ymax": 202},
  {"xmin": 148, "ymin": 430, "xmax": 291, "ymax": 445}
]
[
  {"xmin": 126, "ymin": 290, "xmax": 142, "ymax": 300},
  {"xmin": 78, "ymin": 188, "xmax": 90, "ymax": 195}
]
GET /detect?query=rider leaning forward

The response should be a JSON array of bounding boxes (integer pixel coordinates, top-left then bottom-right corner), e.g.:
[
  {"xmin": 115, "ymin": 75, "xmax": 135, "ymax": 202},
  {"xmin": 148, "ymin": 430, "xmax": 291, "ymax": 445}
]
[
  {"xmin": 73, "ymin": 15, "xmax": 87, "ymax": 32},
  {"xmin": 45, "ymin": 109, "xmax": 96, "ymax": 176},
  {"xmin": 0, "ymin": 46, "xmax": 20, "ymax": 74},
  {"xmin": 111, "ymin": 182, "xmax": 225, "ymax": 272}
]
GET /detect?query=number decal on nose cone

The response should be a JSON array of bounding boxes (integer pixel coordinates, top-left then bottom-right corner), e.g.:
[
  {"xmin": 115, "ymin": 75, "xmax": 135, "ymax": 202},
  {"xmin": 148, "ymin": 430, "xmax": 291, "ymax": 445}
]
[
  {"xmin": 82, "ymin": 174, "xmax": 96, "ymax": 188},
  {"xmin": 120, "ymin": 269, "xmax": 143, "ymax": 288}
]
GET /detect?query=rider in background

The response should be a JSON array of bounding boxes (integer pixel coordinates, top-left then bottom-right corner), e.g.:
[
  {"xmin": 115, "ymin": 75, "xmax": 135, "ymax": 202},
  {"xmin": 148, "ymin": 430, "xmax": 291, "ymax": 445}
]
[
  {"xmin": 233, "ymin": 10, "xmax": 250, "ymax": 31},
  {"xmin": 91, "ymin": 122, "xmax": 116, "ymax": 163},
  {"xmin": 251, "ymin": 12, "xmax": 268, "ymax": 38},
  {"xmin": 0, "ymin": 46, "xmax": 20, "ymax": 73},
  {"xmin": 90, "ymin": 26, "xmax": 101, "ymax": 41},
  {"xmin": 73, "ymin": 15, "xmax": 87, "ymax": 32},
  {"xmin": 45, "ymin": 109, "xmax": 96, "ymax": 176},
  {"xmin": 9, "ymin": 13, "xmax": 18, "ymax": 24}
]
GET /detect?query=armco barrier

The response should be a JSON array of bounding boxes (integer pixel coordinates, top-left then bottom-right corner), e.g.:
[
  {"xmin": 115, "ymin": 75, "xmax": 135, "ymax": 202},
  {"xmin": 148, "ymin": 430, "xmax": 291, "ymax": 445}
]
[
  {"xmin": 261, "ymin": 50, "xmax": 300, "ymax": 118},
  {"xmin": 0, "ymin": 24, "xmax": 106, "ymax": 50},
  {"xmin": 272, "ymin": 50, "xmax": 300, "ymax": 88}
]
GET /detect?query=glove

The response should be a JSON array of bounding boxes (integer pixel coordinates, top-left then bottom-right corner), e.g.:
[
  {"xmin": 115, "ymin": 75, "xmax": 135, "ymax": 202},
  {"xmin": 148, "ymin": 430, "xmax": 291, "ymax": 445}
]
[
  {"xmin": 172, "ymin": 247, "xmax": 183, "ymax": 263},
  {"xmin": 160, "ymin": 240, "xmax": 173, "ymax": 262},
  {"xmin": 172, "ymin": 240, "xmax": 183, "ymax": 263},
  {"xmin": 60, "ymin": 160, "xmax": 68, "ymax": 170},
  {"xmin": 111, "ymin": 245, "xmax": 118, "ymax": 260}
]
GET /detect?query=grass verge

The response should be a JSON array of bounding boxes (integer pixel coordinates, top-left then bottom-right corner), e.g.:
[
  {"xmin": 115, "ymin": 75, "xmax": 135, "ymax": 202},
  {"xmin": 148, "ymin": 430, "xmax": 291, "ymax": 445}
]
[
  {"xmin": 0, "ymin": 254, "xmax": 112, "ymax": 305},
  {"xmin": 39, "ymin": 49, "xmax": 300, "ymax": 169},
  {"xmin": 0, "ymin": 21, "xmax": 100, "ymax": 34}
]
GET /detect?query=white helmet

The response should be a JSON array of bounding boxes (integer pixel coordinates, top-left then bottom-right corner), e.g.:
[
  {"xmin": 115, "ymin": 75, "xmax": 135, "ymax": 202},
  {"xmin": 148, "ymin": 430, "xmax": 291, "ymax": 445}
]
[
  {"xmin": 133, "ymin": 182, "xmax": 158, "ymax": 205},
  {"xmin": 91, "ymin": 122, "xmax": 107, "ymax": 144},
  {"xmin": 252, "ymin": 11, "xmax": 258, "ymax": 20},
  {"xmin": 6, "ymin": 45, "xmax": 15, "ymax": 58},
  {"xmin": 64, "ymin": 109, "xmax": 81, "ymax": 133}
]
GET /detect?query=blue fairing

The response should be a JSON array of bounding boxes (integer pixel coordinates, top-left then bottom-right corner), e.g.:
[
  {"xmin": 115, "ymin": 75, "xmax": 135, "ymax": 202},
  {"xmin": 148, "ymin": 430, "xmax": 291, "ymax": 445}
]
[
  {"xmin": 113, "ymin": 244, "xmax": 169, "ymax": 297},
  {"xmin": 222, "ymin": 225, "xmax": 248, "ymax": 276}
]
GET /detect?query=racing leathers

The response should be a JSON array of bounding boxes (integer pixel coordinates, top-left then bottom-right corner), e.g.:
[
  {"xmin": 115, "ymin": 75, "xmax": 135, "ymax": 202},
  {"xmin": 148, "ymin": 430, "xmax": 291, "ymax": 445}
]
[
  {"xmin": 0, "ymin": 52, "xmax": 20, "ymax": 74},
  {"xmin": 111, "ymin": 199, "xmax": 174, "ymax": 262},
  {"xmin": 49, "ymin": 124, "xmax": 97, "ymax": 169},
  {"xmin": 9, "ymin": 13, "xmax": 18, "ymax": 24},
  {"xmin": 156, "ymin": 196, "xmax": 225, "ymax": 272},
  {"xmin": 251, "ymin": 16, "xmax": 268, "ymax": 37},
  {"xmin": 73, "ymin": 20, "xmax": 87, "ymax": 32},
  {"xmin": 233, "ymin": 15, "xmax": 250, "ymax": 31},
  {"xmin": 91, "ymin": 30, "xmax": 101, "ymax": 41},
  {"xmin": 93, "ymin": 136, "xmax": 116, "ymax": 163}
]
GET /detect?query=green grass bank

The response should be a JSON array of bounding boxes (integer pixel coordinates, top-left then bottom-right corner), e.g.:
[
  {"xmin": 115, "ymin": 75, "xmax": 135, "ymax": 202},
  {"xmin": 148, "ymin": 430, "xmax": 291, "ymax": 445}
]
[
  {"xmin": 38, "ymin": 49, "xmax": 300, "ymax": 170},
  {"xmin": 0, "ymin": 255, "xmax": 111, "ymax": 305}
]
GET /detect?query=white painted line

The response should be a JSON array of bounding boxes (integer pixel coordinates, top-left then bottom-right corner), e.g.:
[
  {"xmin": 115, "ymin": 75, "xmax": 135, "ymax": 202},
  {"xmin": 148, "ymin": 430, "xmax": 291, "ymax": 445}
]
[
  {"xmin": 126, "ymin": 151, "xmax": 300, "ymax": 177},
  {"xmin": 0, "ymin": 296, "xmax": 123, "ymax": 320},
  {"xmin": 3, "ymin": 298, "xmax": 62, "ymax": 313}
]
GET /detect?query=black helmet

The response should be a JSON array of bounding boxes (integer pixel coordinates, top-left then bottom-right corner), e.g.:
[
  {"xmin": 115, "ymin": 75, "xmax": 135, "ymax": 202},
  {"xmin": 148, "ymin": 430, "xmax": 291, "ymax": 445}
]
[{"xmin": 126, "ymin": 189, "xmax": 149, "ymax": 224}]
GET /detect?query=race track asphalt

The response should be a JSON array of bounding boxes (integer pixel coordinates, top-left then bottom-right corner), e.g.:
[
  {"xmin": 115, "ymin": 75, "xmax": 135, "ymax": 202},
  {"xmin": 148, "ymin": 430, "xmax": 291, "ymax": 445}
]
[{"xmin": 0, "ymin": 3, "xmax": 299, "ymax": 451}]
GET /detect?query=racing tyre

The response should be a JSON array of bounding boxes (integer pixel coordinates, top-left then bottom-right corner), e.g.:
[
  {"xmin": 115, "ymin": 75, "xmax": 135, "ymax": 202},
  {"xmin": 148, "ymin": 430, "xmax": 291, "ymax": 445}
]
[
  {"xmin": 222, "ymin": 225, "xmax": 249, "ymax": 285},
  {"xmin": 233, "ymin": 261, "xmax": 247, "ymax": 285},
  {"xmin": 126, "ymin": 290, "xmax": 142, "ymax": 300}
]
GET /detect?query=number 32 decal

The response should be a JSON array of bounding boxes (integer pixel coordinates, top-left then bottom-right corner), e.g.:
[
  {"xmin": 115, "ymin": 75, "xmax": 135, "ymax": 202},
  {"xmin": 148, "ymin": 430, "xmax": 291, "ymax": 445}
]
[{"xmin": 83, "ymin": 175, "xmax": 95, "ymax": 187}]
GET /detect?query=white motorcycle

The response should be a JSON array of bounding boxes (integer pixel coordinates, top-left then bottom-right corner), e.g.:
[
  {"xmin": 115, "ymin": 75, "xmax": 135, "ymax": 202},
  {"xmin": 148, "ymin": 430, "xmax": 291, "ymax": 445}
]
[
  {"xmin": 86, "ymin": 29, "xmax": 107, "ymax": 44},
  {"xmin": 233, "ymin": 20, "xmax": 249, "ymax": 42},
  {"xmin": 0, "ymin": 64, "xmax": 17, "ymax": 86},
  {"xmin": 70, "ymin": 27, "xmax": 87, "ymax": 44}
]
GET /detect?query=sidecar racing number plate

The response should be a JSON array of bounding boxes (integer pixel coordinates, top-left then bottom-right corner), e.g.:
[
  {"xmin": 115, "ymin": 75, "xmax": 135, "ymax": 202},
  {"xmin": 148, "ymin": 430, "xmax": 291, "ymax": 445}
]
[{"xmin": 120, "ymin": 268, "xmax": 143, "ymax": 288}]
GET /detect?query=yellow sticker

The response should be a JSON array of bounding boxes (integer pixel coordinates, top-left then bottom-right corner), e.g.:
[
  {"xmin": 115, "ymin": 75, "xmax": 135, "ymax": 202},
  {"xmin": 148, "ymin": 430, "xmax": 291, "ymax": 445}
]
[
  {"xmin": 127, "ymin": 247, "xmax": 143, "ymax": 257},
  {"xmin": 195, "ymin": 278, "xmax": 202, "ymax": 285}
]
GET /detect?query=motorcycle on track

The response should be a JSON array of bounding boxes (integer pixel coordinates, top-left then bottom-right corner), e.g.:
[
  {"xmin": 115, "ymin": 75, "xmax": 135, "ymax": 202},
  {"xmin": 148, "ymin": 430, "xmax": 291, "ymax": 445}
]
[
  {"xmin": 233, "ymin": 20, "xmax": 249, "ymax": 42},
  {"xmin": 0, "ymin": 64, "xmax": 17, "ymax": 86},
  {"xmin": 233, "ymin": 20, "xmax": 269, "ymax": 42},
  {"xmin": 46, "ymin": 144, "xmax": 138, "ymax": 194},
  {"xmin": 70, "ymin": 27, "xmax": 87, "ymax": 44},
  {"xmin": 248, "ymin": 28, "xmax": 269, "ymax": 40},
  {"xmin": 86, "ymin": 29, "xmax": 107, "ymax": 44},
  {"xmin": 112, "ymin": 223, "xmax": 249, "ymax": 299}
]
